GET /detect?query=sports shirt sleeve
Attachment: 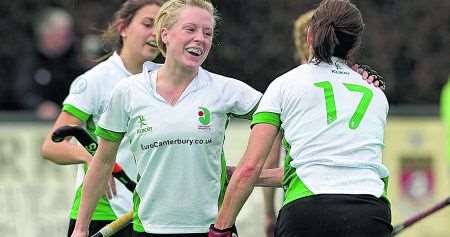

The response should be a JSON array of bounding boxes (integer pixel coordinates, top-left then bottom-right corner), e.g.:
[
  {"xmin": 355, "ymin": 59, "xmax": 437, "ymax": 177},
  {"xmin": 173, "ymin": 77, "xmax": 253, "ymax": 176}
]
[
  {"xmin": 227, "ymin": 79, "xmax": 262, "ymax": 119},
  {"xmin": 251, "ymin": 78, "xmax": 283, "ymax": 128},
  {"xmin": 440, "ymin": 76, "xmax": 450, "ymax": 162},
  {"xmin": 62, "ymin": 76, "xmax": 99, "ymax": 121},
  {"xmin": 95, "ymin": 81, "xmax": 129, "ymax": 142}
]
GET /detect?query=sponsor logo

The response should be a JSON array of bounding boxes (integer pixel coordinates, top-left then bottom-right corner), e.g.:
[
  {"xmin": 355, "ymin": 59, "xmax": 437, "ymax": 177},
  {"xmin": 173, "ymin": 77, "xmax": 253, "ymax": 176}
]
[
  {"xmin": 331, "ymin": 61, "xmax": 349, "ymax": 75},
  {"xmin": 136, "ymin": 115, "xmax": 152, "ymax": 135},
  {"xmin": 198, "ymin": 107, "xmax": 211, "ymax": 130},
  {"xmin": 335, "ymin": 61, "xmax": 343, "ymax": 70},
  {"xmin": 140, "ymin": 138, "xmax": 213, "ymax": 150}
]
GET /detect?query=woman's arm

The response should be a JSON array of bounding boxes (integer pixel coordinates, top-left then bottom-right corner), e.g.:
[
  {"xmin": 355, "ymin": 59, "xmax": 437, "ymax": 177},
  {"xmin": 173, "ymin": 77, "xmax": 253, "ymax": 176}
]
[
  {"xmin": 71, "ymin": 138, "xmax": 121, "ymax": 237},
  {"xmin": 41, "ymin": 111, "xmax": 92, "ymax": 164},
  {"xmin": 225, "ymin": 132, "xmax": 283, "ymax": 187},
  {"xmin": 227, "ymin": 166, "xmax": 283, "ymax": 188},
  {"xmin": 214, "ymin": 123, "xmax": 279, "ymax": 229},
  {"xmin": 260, "ymin": 133, "xmax": 282, "ymax": 237},
  {"xmin": 257, "ymin": 167, "xmax": 283, "ymax": 187},
  {"xmin": 225, "ymin": 131, "xmax": 283, "ymax": 188}
]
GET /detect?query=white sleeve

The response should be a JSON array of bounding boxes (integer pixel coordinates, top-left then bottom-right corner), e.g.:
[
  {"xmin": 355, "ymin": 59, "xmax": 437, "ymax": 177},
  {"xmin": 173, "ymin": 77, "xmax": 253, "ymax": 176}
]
[
  {"xmin": 226, "ymin": 79, "xmax": 262, "ymax": 116},
  {"xmin": 63, "ymin": 76, "xmax": 100, "ymax": 115},
  {"xmin": 255, "ymin": 78, "xmax": 283, "ymax": 114},
  {"xmin": 97, "ymin": 82, "xmax": 130, "ymax": 133}
]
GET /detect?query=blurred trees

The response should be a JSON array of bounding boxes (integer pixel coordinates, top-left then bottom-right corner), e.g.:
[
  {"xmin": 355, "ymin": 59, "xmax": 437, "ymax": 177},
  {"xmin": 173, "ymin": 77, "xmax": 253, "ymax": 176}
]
[
  {"xmin": 206, "ymin": 0, "xmax": 449, "ymax": 105},
  {"xmin": 1, "ymin": 0, "xmax": 449, "ymax": 109},
  {"xmin": 353, "ymin": 0, "xmax": 450, "ymax": 104}
]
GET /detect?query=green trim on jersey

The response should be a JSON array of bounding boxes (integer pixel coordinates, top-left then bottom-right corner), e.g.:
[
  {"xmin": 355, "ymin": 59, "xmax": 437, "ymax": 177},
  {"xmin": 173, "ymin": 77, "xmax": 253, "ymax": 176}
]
[
  {"xmin": 218, "ymin": 151, "xmax": 229, "ymax": 207},
  {"xmin": 70, "ymin": 185, "xmax": 117, "ymax": 220},
  {"xmin": 63, "ymin": 104, "xmax": 90, "ymax": 122},
  {"xmin": 232, "ymin": 102, "xmax": 259, "ymax": 120},
  {"xmin": 250, "ymin": 113, "xmax": 314, "ymax": 205},
  {"xmin": 95, "ymin": 126, "xmax": 124, "ymax": 142},
  {"xmin": 381, "ymin": 177, "xmax": 390, "ymax": 207},
  {"xmin": 63, "ymin": 104, "xmax": 97, "ymax": 138},
  {"xmin": 251, "ymin": 112, "xmax": 281, "ymax": 128},
  {"xmin": 86, "ymin": 116, "xmax": 97, "ymax": 138},
  {"xmin": 132, "ymin": 192, "xmax": 145, "ymax": 232},
  {"xmin": 282, "ymin": 139, "xmax": 314, "ymax": 206},
  {"xmin": 281, "ymin": 137, "xmax": 391, "ymax": 206},
  {"xmin": 218, "ymin": 117, "xmax": 231, "ymax": 207}
]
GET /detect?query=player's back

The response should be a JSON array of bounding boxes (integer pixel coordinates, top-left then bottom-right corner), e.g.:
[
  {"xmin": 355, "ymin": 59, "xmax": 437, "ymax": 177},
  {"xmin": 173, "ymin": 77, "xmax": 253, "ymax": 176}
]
[{"xmin": 277, "ymin": 57, "xmax": 389, "ymax": 195}]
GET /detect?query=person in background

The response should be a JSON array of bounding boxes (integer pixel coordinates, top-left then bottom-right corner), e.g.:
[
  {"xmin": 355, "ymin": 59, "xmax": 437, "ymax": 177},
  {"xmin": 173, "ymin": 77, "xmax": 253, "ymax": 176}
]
[
  {"xmin": 210, "ymin": 0, "xmax": 392, "ymax": 236},
  {"xmin": 293, "ymin": 10, "xmax": 315, "ymax": 65},
  {"xmin": 14, "ymin": 7, "xmax": 86, "ymax": 120},
  {"xmin": 41, "ymin": 1, "xmax": 164, "ymax": 236}
]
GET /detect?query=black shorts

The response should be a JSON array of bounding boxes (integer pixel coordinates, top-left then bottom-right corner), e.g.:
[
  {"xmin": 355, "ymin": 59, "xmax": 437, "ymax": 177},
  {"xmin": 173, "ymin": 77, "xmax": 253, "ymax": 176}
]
[
  {"xmin": 275, "ymin": 194, "xmax": 392, "ymax": 237},
  {"xmin": 67, "ymin": 218, "xmax": 132, "ymax": 237},
  {"xmin": 132, "ymin": 232, "xmax": 207, "ymax": 237}
]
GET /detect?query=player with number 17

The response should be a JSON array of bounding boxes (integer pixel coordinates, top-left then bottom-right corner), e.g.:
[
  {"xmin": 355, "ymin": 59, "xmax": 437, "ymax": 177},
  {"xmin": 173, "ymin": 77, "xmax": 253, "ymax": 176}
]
[{"xmin": 210, "ymin": 1, "xmax": 392, "ymax": 236}]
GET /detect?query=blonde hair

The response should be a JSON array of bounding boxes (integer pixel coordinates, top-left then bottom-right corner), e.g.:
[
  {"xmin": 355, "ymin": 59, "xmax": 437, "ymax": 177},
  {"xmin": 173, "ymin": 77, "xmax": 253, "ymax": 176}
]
[
  {"xmin": 155, "ymin": 0, "xmax": 218, "ymax": 57},
  {"xmin": 293, "ymin": 10, "xmax": 314, "ymax": 64}
]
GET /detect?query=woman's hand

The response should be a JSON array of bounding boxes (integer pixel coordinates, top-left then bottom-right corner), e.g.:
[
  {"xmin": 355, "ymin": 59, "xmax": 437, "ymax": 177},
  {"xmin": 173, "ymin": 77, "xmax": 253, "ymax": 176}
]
[
  {"xmin": 352, "ymin": 64, "xmax": 386, "ymax": 90},
  {"xmin": 70, "ymin": 228, "xmax": 89, "ymax": 237}
]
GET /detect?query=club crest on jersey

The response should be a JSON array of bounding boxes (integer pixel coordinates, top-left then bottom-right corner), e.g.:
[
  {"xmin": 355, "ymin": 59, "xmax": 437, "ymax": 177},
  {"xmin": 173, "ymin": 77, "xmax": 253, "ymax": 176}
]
[
  {"xmin": 198, "ymin": 107, "xmax": 211, "ymax": 130},
  {"xmin": 136, "ymin": 115, "xmax": 152, "ymax": 135},
  {"xmin": 70, "ymin": 77, "xmax": 87, "ymax": 94}
]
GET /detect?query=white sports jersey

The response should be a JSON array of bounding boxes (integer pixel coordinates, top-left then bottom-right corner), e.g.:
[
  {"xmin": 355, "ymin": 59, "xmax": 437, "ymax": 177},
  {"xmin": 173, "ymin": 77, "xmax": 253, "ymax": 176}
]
[
  {"xmin": 96, "ymin": 67, "xmax": 261, "ymax": 233},
  {"xmin": 253, "ymin": 57, "xmax": 389, "ymax": 205},
  {"xmin": 63, "ymin": 52, "xmax": 161, "ymax": 220}
]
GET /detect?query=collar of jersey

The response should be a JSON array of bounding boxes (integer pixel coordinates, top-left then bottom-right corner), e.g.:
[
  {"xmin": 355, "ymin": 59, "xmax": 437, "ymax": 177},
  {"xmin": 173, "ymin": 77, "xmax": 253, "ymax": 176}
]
[
  {"xmin": 146, "ymin": 67, "xmax": 210, "ymax": 103},
  {"xmin": 111, "ymin": 51, "xmax": 133, "ymax": 77},
  {"xmin": 143, "ymin": 61, "xmax": 162, "ymax": 72},
  {"xmin": 331, "ymin": 56, "xmax": 347, "ymax": 66},
  {"xmin": 312, "ymin": 56, "xmax": 347, "ymax": 66}
]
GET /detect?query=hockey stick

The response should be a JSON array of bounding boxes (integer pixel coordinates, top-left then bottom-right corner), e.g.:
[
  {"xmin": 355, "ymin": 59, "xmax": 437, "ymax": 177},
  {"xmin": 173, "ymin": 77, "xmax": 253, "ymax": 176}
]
[
  {"xmin": 51, "ymin": 125, "xmax": 136, "ymax": 192},
  {"xmin": 391, "ymin": 196, "xmax": 450, "ymax": 236},
  {"xmin": 90, "ymin": 211, "xmax": 133, "ymax": 237},
  {"xmin": 52, "ymin": 125, "xmax": 135, "ymax": 236}
]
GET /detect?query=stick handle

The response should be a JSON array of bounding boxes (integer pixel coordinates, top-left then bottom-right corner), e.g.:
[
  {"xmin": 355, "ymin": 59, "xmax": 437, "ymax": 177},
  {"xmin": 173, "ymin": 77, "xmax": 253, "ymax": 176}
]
[
  {"xmin": 112, "ymin": 163, "xmax": 136, "ymax": 191},
  {"xmin": 90, "ymin": 211, "xmax": 133, "ymax": 237},
  {"xmin": 52, "ymin": 125, "xmax": 137, "ymax": 191},
  {"xmin": 392, "ymin": 197, "xmax": 450, "ymax": 236}
]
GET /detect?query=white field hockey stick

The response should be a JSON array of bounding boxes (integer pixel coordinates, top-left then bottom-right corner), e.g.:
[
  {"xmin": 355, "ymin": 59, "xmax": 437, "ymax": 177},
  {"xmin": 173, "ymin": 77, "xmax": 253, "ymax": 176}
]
[
  {"xmin": 90, "ymin": 211, "xmax": 133, "ymax": 237},
  {"xmin": 391, "ymin": 196, "xmax": 450, "ymax": 236}
]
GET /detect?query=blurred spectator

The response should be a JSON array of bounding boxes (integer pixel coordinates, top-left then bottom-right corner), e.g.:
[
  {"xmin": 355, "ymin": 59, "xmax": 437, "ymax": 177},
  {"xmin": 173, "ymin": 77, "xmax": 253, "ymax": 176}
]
[
  {"xmin": 13, "ymin": 7, "xmax": 86, "ymax": 120},
  {"xmin": 80, "ymin": 34, "xmax": 104, "ymax": 67}
]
